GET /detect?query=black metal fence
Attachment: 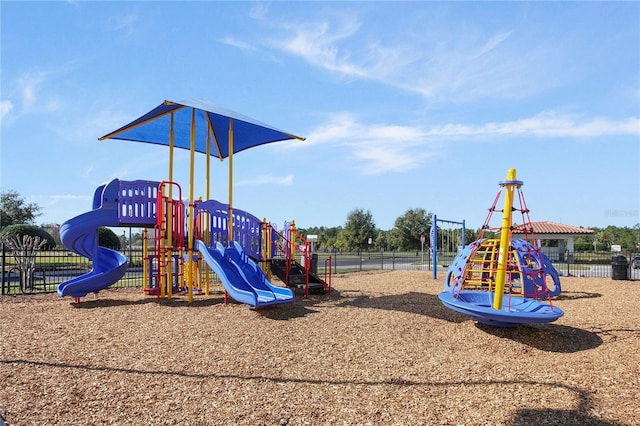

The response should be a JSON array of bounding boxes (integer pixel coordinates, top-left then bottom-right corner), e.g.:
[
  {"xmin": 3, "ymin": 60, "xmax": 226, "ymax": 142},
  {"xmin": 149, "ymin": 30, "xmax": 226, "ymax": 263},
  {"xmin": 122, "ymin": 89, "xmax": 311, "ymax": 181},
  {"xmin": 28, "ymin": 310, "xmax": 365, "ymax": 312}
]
[
  {"xmin": 311, "ymin": 249, "xmax": 640, "ymax": 280},
  {"xmin": 1, "ymin": 246, "xmax": 638, "ymax": 296},
  {"xmin": 1, "ymin": 246, "xmax": 145, "ymax": 295}
]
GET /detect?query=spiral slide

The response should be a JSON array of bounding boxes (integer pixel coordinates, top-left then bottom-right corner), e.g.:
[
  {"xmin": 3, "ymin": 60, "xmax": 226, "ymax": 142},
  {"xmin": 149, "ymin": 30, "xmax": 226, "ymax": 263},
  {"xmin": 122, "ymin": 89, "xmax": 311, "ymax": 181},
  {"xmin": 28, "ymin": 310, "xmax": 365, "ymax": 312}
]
[
  {"xmin": 195, "ymin": 240, "xmax": 294, "ymax": 308},
  {"xmin": 57, "ymin": 180, "xmax": 128, "ymax": 299}
]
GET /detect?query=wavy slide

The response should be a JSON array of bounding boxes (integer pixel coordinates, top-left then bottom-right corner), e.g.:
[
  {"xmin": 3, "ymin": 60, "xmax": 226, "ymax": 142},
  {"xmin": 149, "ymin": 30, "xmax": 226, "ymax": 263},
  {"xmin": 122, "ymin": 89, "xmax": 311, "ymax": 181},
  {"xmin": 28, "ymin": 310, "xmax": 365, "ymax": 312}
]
[
  {"xmin": 195, "ymin": 240, "xmax": 294, "ymax": 308},
  {"xmin": 57, "ymin": 181, "xmax": 128, "ymax": 299}
]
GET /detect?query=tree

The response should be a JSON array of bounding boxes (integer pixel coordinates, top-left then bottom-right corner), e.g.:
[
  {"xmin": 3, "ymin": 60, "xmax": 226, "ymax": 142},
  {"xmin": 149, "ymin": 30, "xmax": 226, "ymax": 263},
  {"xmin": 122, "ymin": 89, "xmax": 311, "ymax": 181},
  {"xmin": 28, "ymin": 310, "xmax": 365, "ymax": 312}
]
[
  {"xmin": 42, "ymin": 223, "xmax": 62, "ymax": 247},
  {"xmin": 374, "ymin": 230, "xmax": 391, "ymax": 251},
  {"xmin": 1, "ymin": 234, "xmax": 47, "ymax": 293},
  {"xmin": 598, "ymin": 225, "xmax": 639, "ymax": 251},
  {"xmin": 334, "ymin": 231, "xmax": 348, "ymax": 251},
  {"xmin": 98, "ymin": 227, "xmax": 121, "ymax": 250},
  {"xmin": 301, "ymin": 225, "xmax": 343, "ymax": 251},
  {"xmin": 391, "ymin": 208, "xmax": 432, "ymax": 251},
  {"xmin": 342, "ymin": 208, "xmax": 376, "ymax": 251},
  {"xmin": 0, "ymin": 224, "xmax": 56, "ymax": 249},
  {"xmin": 0, "ymin": 190, "xmax": 42, "ymax": 229},
  {"xmin": 465, "ymin": 228, "xmax": 483, "ymax": 245}
]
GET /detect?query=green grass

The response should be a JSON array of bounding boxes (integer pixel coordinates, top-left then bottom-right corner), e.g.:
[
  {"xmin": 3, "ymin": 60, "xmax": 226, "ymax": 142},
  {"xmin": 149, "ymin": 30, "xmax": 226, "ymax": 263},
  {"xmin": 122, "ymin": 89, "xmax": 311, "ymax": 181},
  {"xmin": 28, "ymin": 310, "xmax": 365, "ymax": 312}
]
[{"xmin": 2, "ymin": 275, "xmax": 145, "ymax": 295}]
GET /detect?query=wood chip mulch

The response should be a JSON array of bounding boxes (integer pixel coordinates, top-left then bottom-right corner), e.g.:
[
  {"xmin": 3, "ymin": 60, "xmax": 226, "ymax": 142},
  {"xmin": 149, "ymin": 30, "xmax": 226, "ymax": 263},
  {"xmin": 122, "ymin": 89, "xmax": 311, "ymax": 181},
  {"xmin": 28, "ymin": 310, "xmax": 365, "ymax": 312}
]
[{"xmin": 1, "ymin": 271, "xmax": 638, "ymax": 425}]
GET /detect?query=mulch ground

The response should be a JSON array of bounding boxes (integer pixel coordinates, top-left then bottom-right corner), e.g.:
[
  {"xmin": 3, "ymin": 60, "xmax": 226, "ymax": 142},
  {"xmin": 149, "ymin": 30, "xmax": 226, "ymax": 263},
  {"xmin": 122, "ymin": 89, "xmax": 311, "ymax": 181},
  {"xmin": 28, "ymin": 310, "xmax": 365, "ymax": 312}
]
[{"xmin": 1, "ymin": 271, "xmax": 638, "ymax": 425}]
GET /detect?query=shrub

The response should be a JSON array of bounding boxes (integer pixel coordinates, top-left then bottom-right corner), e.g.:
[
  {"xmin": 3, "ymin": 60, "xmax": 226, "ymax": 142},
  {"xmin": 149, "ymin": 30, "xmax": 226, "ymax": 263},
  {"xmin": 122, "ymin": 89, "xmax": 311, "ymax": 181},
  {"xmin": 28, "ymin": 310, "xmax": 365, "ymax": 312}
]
[
  {"xmin": 98, "ymin": 227, "xmax": 121, "ymax": 250},
  {"xmin": 0, "ymin": 224, "xmax": 56, "ymax": 249}
]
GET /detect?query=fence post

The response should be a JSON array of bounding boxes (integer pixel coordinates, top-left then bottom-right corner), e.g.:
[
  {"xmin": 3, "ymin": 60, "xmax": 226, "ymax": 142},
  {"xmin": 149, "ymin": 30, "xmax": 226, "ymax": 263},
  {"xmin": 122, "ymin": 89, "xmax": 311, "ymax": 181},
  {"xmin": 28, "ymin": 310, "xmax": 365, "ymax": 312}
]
[{"xmin": 1, "ymin": 243, "xmax": 5, "ymax": 295}]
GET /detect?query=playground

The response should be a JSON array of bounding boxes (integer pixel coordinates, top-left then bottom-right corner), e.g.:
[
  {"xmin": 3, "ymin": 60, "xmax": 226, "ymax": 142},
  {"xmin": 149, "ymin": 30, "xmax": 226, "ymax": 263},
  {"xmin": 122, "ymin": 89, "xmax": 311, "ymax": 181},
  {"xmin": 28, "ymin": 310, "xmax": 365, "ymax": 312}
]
[
  {"xmin": 2, "ymin": 100, "xmax": 638, "ymax": 424},
  {"xmin": 1, "ymin": 271, "xmax": 638, "ymax": 425}
]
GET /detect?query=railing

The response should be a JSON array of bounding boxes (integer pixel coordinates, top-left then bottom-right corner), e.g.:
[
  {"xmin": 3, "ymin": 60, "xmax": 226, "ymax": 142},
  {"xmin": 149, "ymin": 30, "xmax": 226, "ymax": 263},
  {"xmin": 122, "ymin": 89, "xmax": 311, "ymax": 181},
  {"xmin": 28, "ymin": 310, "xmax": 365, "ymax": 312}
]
[
  {"xmin": 1, "ymin": 246, "xmax": 146, "ymax": 295},
  {"xmin": 309, "ymin": 249, "xmax": 640, "ymax": 281},
  {"xmin": 324, "ymin": 256, "xmax": 333, "ymax": 295},
  {"xmin": 1, "ymin": 246, "xmax": 637, "ymax": 295}
]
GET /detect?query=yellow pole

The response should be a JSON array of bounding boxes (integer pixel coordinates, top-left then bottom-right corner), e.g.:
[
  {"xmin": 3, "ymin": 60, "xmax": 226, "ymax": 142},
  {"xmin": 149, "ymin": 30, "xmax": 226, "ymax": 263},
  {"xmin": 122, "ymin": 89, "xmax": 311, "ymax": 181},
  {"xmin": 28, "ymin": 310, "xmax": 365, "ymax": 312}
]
[
  {"xmin": 493, "ymin": 168, "xmax": 517, "ymax": 310},
  {"xmin": 187, "ymin": 108, "xmax": 196, "ymax": 303},
  {"xmin": 167, "ymin": 113, "xmax": 175, "ymax": 299},
  {"xmin": 166, "ymin": 195, "xmax": 174, "ymax": 299},
  {"xmin": 204, "ymin": 132, "xmax": 211, "ymax": 295},
  {"xmin": 142, "ymin": 228, "xmax": 148, "ymax": 293},
  {"xmin": 267, "ymin": 221, "xmax": 273, "ymax": 281},
  {"xmin": 169, "ymin": 112, "xmax": 175, "ymax": 186},
  {"xmin": 228, "ymin": 118, "xmax": 234, "ymax": 244},
  {"xmin": 290, "ymin": 220, "xmax": 296, "ymax": 263},
  {"xmin": 261, "ymin": 218, "xmax": 266, "ymax": 274},
  {"xmin": 158, "ymin": 188, "xmax": 166, "ymax": 299},
  {"xmin": 196, "ymin": 197, "xmax": 203, "ymax": 293},
  {"xmin": 206, "ymin": 131, "xmax": 211, "ymax": 200}
]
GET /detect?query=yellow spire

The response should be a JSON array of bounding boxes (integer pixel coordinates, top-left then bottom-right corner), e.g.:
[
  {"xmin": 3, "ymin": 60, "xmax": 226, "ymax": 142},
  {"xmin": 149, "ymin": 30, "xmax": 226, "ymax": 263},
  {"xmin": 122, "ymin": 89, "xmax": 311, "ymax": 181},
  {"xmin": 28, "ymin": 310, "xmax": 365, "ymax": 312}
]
[{"xmin": 493, "ymin": 168, "xmax": 517, "ymax": 310}]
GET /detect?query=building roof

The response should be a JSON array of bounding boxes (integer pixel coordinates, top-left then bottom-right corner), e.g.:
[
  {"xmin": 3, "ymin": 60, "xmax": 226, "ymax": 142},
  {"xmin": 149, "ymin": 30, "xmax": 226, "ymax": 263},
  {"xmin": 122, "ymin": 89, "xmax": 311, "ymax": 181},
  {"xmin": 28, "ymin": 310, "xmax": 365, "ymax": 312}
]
[{"xmin": 512, "ymin": 221, "xmax": 594, "ymax": 235}]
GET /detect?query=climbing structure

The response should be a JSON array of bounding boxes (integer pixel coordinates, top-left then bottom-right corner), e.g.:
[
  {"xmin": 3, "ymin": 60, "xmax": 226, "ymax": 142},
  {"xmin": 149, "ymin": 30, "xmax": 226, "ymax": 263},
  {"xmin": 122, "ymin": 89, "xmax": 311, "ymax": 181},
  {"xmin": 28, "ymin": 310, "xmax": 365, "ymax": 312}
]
[
  {"xmin": 439, "ymin": 168, "xmax": 564, "ymax": 327},
  {"xmin": 146, "ymin": 181, "xmax": 185, "ymax": 298}
]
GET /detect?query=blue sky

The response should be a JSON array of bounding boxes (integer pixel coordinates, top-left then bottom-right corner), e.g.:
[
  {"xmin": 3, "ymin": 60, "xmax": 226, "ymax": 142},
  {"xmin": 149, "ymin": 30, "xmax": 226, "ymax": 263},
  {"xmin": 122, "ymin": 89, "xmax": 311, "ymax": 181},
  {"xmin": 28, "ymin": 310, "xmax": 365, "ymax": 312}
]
[{"xmin": 1, "ymin": 1, "xmax": 639, "ymax": 233}]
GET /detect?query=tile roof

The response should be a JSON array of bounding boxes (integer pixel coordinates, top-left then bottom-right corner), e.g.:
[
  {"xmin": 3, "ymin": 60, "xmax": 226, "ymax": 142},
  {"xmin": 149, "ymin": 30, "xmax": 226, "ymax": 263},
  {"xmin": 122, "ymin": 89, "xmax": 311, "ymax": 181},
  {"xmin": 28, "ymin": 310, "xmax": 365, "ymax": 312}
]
[{"xmin": 512, "ymin": 221, "xmax": 594, "ymax": 235}]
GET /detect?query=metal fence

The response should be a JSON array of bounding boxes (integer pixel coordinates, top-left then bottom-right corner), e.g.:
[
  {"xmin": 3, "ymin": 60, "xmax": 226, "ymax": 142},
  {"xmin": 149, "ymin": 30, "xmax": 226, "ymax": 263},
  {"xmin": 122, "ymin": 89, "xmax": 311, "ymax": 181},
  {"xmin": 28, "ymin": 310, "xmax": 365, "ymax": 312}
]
[
  {"xmin": 1, "ymin": 246, "xmax": 637, "ymax": 295},
  {"xmin": 311, "ymin": 249, "xmax": 640, "ymax": 280},
  {"xmin": 1, "ymin": 247, "xmax": 145, "ymax": 295}
]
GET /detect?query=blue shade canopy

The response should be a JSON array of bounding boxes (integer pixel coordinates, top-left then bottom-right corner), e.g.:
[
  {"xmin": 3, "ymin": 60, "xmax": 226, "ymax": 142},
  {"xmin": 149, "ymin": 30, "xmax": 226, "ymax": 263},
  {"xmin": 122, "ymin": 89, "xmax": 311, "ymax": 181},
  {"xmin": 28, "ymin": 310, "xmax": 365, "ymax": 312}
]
[{"xmin": 99, "ymin": 99, "xmax": 305, "ymax": 158}]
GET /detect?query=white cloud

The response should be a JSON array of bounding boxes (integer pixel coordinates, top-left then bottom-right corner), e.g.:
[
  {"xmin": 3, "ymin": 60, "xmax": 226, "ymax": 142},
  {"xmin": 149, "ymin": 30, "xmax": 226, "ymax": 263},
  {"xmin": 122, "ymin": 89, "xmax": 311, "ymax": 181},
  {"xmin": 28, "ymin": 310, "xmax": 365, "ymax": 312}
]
[
  {"xmin": 260, "ymin": 12, "xmax": 564, "ymax": 103},
  {"xmin": 270, "ymin": 14, "xmax": 368, "ymax": 78},
  {"xmin": 219, "ymin": 8, "xmax": 549, "ymax": 102},
  {"xmin": 0, "ymin": 100, "xmax": 13, "ymax": 120},
  {"xmin": 352, "ymin": 144, "xmax": 431, "ymax": 175},
  {"xmin": 425, "ymin": 112, "xmax": 640, "ymax": 138},
  {"xmin": 50, "ymin": 194, "xmax": 93, "ymax": 201},
  {"xmin": 236, "ymin": 174, "xmax": 294, "ymax": 186},
  {"xmin": 17, "ymin": 71, "xmax": 50, "ymax": 113},
  {"xmin": 19, "ymin": 73, "xmax": 44, "ymax": 111},
  {"xmin": 3, "ymin": 70, "xmax": 64, "ymax": 122},
  {"xmin": 218, "ymin": 36, "xmax": 256, "ymax": 51},
  {"xmin": 473, "ymin": 30, "xmax": 513, "ymax": 59},
  {"xmin": 297, "ymin": 112, "xmax": 433, "ymax": 175},
  {"xmin": 300, "ymin": 113, "xmax": 360, "ymax": 146},
  {"xmin": 286, "ymin": 111, "xmax": 640, "ymax": 176}
]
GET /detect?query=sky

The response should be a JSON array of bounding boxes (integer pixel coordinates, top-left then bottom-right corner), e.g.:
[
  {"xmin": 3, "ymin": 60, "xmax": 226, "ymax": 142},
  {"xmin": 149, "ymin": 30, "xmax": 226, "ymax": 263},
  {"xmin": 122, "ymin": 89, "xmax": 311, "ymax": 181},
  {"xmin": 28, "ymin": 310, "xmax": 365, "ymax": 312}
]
[{"xmin": 1, "ymin": 1, "xmax": 639, "ymax": 234}]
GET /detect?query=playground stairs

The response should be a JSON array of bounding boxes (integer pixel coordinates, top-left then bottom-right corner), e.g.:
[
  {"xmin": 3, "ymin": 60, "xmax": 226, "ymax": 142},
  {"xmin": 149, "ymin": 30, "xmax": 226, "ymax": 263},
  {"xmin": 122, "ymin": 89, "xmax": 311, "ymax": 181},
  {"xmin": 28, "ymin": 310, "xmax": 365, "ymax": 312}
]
[{"xmin": 269, "ymin": 259, "xmax": 327, "ymax": 294}]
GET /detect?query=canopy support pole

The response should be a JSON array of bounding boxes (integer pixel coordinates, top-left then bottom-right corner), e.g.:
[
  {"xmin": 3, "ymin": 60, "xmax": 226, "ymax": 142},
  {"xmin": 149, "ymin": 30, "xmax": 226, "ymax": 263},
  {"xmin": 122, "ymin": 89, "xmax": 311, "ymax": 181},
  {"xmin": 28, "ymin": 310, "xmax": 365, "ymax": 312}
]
[
  {"xmin": 228, "ymin": 119, "xmax": 234, "ymax": 244},
  {"xmin": 166, "ymin": 113, "xmax": 175, "ymax": 299},
  {"xmin": 206, "ymin": 132, "xmax": 211, "ymax": 202},
  {"xmin": 187, "ymin": 109, "xmax": 196, "ymax": 303},
  {"xmin": 203, "ymin": 132, "xmax": 211, "ymax": 295}
]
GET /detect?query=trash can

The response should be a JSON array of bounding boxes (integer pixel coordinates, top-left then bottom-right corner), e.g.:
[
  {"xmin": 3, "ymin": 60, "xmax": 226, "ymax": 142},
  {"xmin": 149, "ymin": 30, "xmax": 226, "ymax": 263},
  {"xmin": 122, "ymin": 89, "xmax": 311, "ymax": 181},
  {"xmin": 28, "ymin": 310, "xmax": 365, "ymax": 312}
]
[
  {"xmin": 611, "ymin": 255, "xmax": 629, "ymax": 280},
  {"xmin": 310, "ymin": 253, "xmax": 319, "ymax": 275}
]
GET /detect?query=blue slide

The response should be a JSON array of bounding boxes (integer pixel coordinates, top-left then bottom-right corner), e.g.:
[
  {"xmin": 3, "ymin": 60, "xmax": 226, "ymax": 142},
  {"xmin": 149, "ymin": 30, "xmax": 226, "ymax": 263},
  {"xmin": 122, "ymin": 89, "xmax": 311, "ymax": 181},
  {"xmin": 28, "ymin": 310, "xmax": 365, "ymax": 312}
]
[
  {"xmin": 195, "ymin": 240, "xmax": 294, "ymax": 308},
  {"xmin": 57, "ymin": 180, "xmax": 128, "ymax": 299}
]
